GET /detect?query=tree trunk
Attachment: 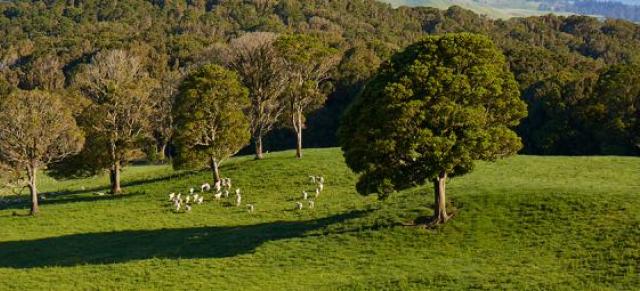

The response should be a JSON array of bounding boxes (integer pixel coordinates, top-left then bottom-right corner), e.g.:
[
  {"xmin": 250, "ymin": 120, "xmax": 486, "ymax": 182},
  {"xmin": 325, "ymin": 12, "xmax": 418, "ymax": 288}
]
[
  {"xmin": 158, "ymin": 143, "xmax": 168, "ymax": 162},
  {"xmin": 27, "ymin": 165, "xmax": 39, "ymax": 216},
  {"xmin": 432, "ymin": 171, "xmax": 449, "ymax": 224},
  {"xmin": 254, "ymin": 134, "xmax": 264, "ymax": 160},
  {"xmin": 211, "ymin": 156, "xmax": 221, "ymax": 183},
  {"xmin": 294, "ymin": 109, "xmax": 303, "ymax": 159},
  {"xmin": 110, "ymin": 162, "xmax": 122, "ymax": 194}
]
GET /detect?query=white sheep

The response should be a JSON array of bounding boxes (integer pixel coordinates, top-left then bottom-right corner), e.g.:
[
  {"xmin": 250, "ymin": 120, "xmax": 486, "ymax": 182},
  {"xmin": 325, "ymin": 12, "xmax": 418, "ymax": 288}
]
[
  {"xmin": 318, "ymin": 176, "xmax": 325, "ymax": 184},
  {"xmin": 201, "ymin": 183, "xmax": 211, "ymax": 192},
  {"xmin": 197, "ymin": 196, "xmax": 204, "ymax": 205},
  {"xmin": 295, "ymin": 201, "xmax": 303, "ymax": 210},
  {"xmin": 186, "ymin": 196, "xmax": 191, "ymax": 204},
  {"xmin": 235, "ymin": 188, "xmax": 241, "ymax": 196},
  {"xmin": 247, "ymin": 204, "xmax": 255, "ymax": 213},
  {"xmin": 315, "ymin": 188, "xmax": 321, "ymax": 198},
  {"xmin": 189, "ymin": 188, "xmax": 195, "ymax": 195},
  {"xmin": 185, "ymin": 204, "xmax": 192, "ymax": 212},
  {"xmin": 169, "ymin": 193, "xmax": 176, "ymax": 201},
  {"xmin": 318, "ymin": 183, "xmax": 324, "ymax": 192},
  {"xmin": 174, "ymin": 200, "xmax": 181, "ymax": 212},
  {"xmin": 223, "ymin": 190, "xmax": 230, "ymax": 198},
  {"xmin": 308, "ymin": 200, "xmax": 315, "ymax": 209},
  {"xmin": 214, "ymin": 192, "xmax": 222, "ymax": 200},
  {"xmin": 236, "ymin": 194, "xmax": 242, "ymax": 207},
  {"xmin": 176, "ymin": 193, "xmax": 182, "ymax": 201},
  {"xmin": 302, "ymin": 191, "xmax": 308, "ymax": 200}
]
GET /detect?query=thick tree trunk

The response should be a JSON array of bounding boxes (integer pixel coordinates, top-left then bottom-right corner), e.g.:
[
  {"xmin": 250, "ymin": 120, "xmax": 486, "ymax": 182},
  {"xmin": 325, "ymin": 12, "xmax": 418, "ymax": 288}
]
[
  {"xmin": 254, "ymin": 134, "xmax": 264, "ymax": 160},
  {"xmin": 110, "ymin": 162, "xmax": 122, "ymax": 194},
  {"xmin": 211, "ymin": 157, "xmax": 221, "ymax": 183},
  {"xmin": 294, "ymin": 110, "xmax": 303, "ymax": 159},
  {"xmin": 27, "ymin": 165, "xmax": 39, "ymax": 216},
  {"xmin": 432, "ymin": 171, "xmax": 449, "ymax": 224}
]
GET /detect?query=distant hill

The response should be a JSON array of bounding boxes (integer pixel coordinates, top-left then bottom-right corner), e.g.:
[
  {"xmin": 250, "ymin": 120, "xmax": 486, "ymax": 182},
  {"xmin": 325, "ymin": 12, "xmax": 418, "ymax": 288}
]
[{"xmin": 382, "ymin": 0, "xmax": 640, "ymax": 21}]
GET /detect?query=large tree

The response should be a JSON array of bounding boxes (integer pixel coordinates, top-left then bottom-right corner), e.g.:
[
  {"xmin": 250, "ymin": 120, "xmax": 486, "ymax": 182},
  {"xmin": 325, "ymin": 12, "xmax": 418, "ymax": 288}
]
[
  {"xmin": 339, "ymin": 33, "xmax": 527, "ymax": 225},
  {"xmin": 0, "ymin": 90, "xmax": 84, "ymax": 215},
  {"xmin": 228, "ymin": 32, "xmax": 288, "ymax": 160},
  {"xmin": 74, "ymin": 49, "xmax": 155, "ymax": 194},
  {"xmin": 274, "ymin": 34, "xmax": 339, "ymax": 158},
  {"xmin": 172, "ymin": 64, "xmax": 251, "ymax": 182}
]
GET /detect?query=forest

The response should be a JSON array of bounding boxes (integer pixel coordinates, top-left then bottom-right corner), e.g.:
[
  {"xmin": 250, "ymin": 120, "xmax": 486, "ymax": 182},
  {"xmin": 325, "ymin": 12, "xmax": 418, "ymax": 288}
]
[{"xmin": 0, "ymin": 0, "xmax": 638, "ymax": 161}]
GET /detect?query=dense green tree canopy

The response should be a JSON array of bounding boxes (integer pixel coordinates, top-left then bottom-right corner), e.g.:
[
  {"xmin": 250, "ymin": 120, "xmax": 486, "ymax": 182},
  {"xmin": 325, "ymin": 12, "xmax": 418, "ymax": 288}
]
[
  {"xmin": 339, "ymin": 33, "xmax": 527, "ymax": 224},
  {"xmin": 172, "ymin": 64, "xmax": 250, "ymax": 182}
]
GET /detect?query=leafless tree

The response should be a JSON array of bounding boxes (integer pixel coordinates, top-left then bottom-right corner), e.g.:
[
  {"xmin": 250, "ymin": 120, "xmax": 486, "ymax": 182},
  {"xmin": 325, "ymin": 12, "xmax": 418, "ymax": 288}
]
[
  {"xmin": 74, "ymin": 49, "xmax": 155, "ymax": 194},
  {"xmin": 228, "ymin": 32, "xmax": 288, "ymax": 159},
  {"xmin": 0, "ymin": 90, "xmax": 84, "ymax": 215}
]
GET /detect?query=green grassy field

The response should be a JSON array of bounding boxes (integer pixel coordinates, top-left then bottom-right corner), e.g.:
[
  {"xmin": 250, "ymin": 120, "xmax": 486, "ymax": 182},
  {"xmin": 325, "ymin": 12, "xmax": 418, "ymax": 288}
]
[
  {"xmin": 381, "ymin": 0, "xmax": 571, "ymax": 19},
  {"xmin": 0, "ymin": 148, "xmax": 639, "ymax": 290}
]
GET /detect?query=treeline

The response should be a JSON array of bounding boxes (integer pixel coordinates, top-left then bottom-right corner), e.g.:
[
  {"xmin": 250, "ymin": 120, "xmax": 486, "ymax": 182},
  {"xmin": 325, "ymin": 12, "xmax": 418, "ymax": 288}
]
[
  {"xmin": 542, "ymin": 0, "xmax": 640, "ymax": 23},
  {"xmin": 0, "ymin": 0, "xmax": 638, "ymax": 160}
]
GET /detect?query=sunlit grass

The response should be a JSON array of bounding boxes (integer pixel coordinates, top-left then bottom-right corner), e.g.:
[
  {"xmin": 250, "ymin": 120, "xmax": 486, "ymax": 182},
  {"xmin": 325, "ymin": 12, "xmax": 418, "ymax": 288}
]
[{"xmin": 0, "ymin": 148, "xmax": 638, "ymax": 290}]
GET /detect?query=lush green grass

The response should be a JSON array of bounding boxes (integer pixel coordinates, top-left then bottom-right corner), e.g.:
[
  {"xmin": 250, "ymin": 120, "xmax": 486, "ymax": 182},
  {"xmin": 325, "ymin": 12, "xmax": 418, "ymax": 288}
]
[
  {"xmin": 381, "ymin": 0, "xmax": 573, "ymax": 19},
  {"xmin": 0, "ymin": 148, "xmax": 638, "ymax": 290}
]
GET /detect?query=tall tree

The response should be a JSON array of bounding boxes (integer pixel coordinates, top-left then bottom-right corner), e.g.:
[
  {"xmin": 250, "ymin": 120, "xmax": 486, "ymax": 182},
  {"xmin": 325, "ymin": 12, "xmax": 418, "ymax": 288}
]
[
  {"xmin": 150, "ymin": 59, "xmax": 184, "ymax": 162},
  {"xmin": 339, "ymin": 33, "xmax": 527, "ymax": 225},
  {"xmin": 275, "ymin": 34, "xmax": 339, "ymax": 158},
  {"xmin": 0, "ymin": 90, "xmax": 84, "ymax": 215},
  {"xmin": 172, "ymin": 64, "xmax": 251, "ymax": 182},
  {"xmin": 229, "ymin": 32, "xmax": 288, "ymax": 160},
  {"xmin": 74, "ymin": 49, "xmax": 155, "ymax": 194}
]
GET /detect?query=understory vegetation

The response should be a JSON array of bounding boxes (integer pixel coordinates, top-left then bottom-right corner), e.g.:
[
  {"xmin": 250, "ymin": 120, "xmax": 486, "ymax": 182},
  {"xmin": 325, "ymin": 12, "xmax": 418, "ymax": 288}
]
[{"xmin": 0, "ymin": 148, "xmax": 638, "ymax": 289}]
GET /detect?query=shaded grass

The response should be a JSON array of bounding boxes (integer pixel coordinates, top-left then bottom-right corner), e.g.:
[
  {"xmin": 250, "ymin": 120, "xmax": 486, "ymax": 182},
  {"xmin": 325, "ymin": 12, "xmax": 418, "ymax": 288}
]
[{"xmin": 0, "ymin": 149, "xmax": 638, "ymax": 290}]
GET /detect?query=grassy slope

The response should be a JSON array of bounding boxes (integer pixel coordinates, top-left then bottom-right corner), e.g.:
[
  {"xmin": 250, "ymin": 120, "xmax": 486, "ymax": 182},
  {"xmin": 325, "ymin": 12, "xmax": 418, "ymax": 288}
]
[
  {"xmin": 381, "ymin": 0, "xmax": 567, "ymax": 19},
  {"xmin": 0, "ymin": 148, "xmax": 639, "ymax": 290}
]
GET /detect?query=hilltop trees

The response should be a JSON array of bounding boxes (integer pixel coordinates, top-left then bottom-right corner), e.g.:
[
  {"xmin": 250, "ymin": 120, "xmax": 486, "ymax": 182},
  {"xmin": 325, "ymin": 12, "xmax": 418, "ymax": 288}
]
[
  {"xmin": 275, "ymin": 34, "xmax": 339, "ymax": 158},
  {"xmin": 339, "ymin": 34, "xmax": 527, "ymax": 225},
  {"xmin": 172, "ymin": 65, "xmax": 251, "ymax": 182},
  {"xmin": 229, "ymin": 32, "xmax": 288, "ymax": 160},
  {"xmin": 74, "ymin": 49, "xmax": 155, "ymax": 194},
  {"xmin": 0, "ymin": 90, "xmax": 84, "ymax": 215}
]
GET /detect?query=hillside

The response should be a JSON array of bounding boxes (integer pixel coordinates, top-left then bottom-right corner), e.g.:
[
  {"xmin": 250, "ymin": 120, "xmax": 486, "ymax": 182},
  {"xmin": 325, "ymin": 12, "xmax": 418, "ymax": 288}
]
[
  {"xmin": 381, "ymin": 0, "xmax": 564, "ymax": 18},
  {"xmin": 1, "ymin": 148, "xmax": 639, "ymax": 289}
]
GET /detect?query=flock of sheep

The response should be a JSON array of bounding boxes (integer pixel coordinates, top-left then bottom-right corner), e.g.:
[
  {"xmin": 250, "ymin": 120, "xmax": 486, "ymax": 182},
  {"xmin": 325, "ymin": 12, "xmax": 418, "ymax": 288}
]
[{"xmin": 167, "ymin": 175, "xmax": 326, "ymax": 214}]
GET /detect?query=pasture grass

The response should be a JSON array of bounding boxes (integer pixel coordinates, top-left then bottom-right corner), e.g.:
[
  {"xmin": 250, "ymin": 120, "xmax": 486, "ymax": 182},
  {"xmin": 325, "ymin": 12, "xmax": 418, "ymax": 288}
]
[{"xmin": 0, "ymin": 148, "xmax": 638, "ymax": 290}]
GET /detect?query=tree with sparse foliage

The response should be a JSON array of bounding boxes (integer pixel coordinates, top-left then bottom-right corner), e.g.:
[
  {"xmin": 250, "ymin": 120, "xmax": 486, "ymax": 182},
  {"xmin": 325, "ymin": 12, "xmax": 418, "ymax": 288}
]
[
  {"xmin": 339, "ymin": 33, "xmax": 527, "ymax": 225},
  {"xmin": 74, "ymin": 49, "xmax": 155, "ymax": 194},
  {"xmin": 275, "ymin": 34, "xmax": 339, "ymax": 158},
  {"xmin": 0, "ymin": 90, "xmax": 84, "ymax": 215},
  {"xmin": 229, "ymin": 32, "xmax": 288, "ymax": 160},
  {"xmin": 172, "ymin": 64, "xmax": 251, "ymax": 182}
]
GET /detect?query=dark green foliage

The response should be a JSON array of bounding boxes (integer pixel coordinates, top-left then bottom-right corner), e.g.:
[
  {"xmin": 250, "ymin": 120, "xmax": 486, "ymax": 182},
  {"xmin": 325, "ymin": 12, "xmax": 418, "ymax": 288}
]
[
  {"xmin": 339, "ymin": 33, "xmax": 527, "ymax": 196},
  {"xmin": 172, "ymin": 64, "xmax": 250, "ymax": 174}
]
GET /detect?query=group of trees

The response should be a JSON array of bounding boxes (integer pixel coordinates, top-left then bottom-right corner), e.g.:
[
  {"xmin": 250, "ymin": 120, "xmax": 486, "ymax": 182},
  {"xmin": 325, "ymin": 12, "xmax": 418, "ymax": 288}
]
[
  {"xmin": 0, "ymin": 0, "xmax": 639, "ymax": 217},
  {"xmin": 0, "ymin": 30, "xmax": 337, "ymax": 215}
]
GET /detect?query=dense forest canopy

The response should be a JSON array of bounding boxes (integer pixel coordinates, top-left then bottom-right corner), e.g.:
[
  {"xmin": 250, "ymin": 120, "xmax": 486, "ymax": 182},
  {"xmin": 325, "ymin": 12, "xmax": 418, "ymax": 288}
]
[{"xmin": 0, "ymin": 0, "xmax": 638, "ymax": 158}]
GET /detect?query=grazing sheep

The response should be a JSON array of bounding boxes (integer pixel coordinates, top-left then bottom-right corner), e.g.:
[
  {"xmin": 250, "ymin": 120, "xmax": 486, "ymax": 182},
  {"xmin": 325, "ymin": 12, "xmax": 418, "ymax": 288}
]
[
  {"xmin": 193, "ymin": 194, "xmax": 199, "ymax": 201},
  {"xmin": 185, "ymin": 204, "xmax": 192, "ymax": 212},
  {"xmin": 315, "ymin": 188, "xmax": 320, "ymax": 198},
  {"xmin": 214, "ymin": 192, "xmax": 222, "ymax": 200},
  {"xmin": 177, "ymin": 193, "xmax": 182, "ymax": 201},
  {"xmin": 223, "ymin": 190, "xmax": 229, "ymax": 198},
  {"xmin": 235, "ymin": 188, "xmax": 241, "ymax": 196},
  {"xmin": 318, "ymin": 176, "xmax": 325, "ymax": 184},
  {"xmin": 95, "ymin": 192, "xmax": 106, "ymax": 196},
  {"xmin": 308, "ymin": 200, "xmax": 315, "ymax": 209},
  {"xmin": 186, "ymin": 196, "xmax": 191, "ymax": 204},
  {"xmin": 189, "ymin": 188, "xmax": 195, "ymax": 195},
  {"xmin": 295, "ymin": 202, "xmax": 303, "ymax": 210},
  {"xmin": 169, "ymin": 193, "xmax": 176, "ymax": 201},
  {"xmin": 247, "ymin": 204, "xmax": 255, "ymax": 213},
  {"xmin": 174, "ymin": 200, "xmax": 181, "ymax": 212},
  {"xmin": 197, "ymin": 196, "xmax": 204, "ymax": 205},
  {"xmin": 236, "ymin": 194, "xmax": 242, "ymax": 206},
  {"xmin": 201, "ymin": 183, "xmax": 211, "ymax": 192},
  {"xmin": 318, "ymin": 183, "xmax": 324, "ymax": 192},
  {"xmin": 302, "ymin": 191, "xmax": 308, "ymax": 200}
]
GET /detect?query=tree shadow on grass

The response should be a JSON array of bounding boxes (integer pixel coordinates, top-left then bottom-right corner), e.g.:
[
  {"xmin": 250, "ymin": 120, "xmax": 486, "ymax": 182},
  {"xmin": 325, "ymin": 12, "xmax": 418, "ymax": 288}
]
[
  {"xmin": 0, "ymin": 192, "xmax": 146, "ymax": 211},
  {"xmin": 0, "ymin": 209, "xmax": 373, "ymax": 269}
]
